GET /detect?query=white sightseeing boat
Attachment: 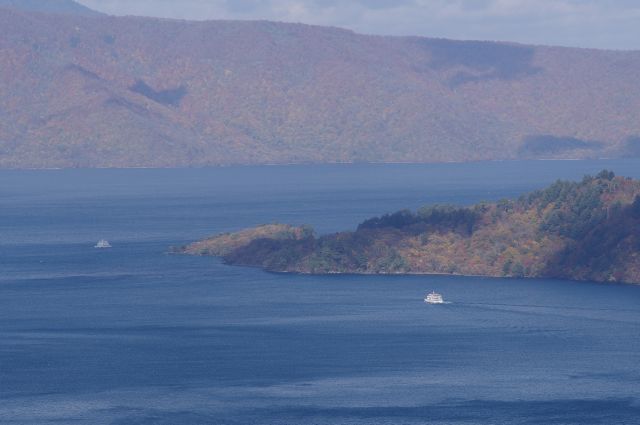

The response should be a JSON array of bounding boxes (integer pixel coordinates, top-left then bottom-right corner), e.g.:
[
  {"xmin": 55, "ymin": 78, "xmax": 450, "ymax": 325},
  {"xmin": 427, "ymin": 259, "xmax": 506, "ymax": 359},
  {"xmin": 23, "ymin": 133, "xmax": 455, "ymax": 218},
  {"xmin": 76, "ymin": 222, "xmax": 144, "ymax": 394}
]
[
  {"xmin": 424, "ymin": 291, "xmax": 444, "ymax": 304},
  {"xmin": 94, "ymin": 239, "xmax": 112, "ymax": 249}
]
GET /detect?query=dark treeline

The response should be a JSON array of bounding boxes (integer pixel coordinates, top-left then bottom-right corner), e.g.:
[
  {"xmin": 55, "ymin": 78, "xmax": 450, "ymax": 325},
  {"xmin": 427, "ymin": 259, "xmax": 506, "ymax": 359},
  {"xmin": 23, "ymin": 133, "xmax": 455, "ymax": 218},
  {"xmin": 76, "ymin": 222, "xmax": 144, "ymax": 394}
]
[{"xmin": 358, "ymin": 205, "xmax": 481, "ymax": 235}]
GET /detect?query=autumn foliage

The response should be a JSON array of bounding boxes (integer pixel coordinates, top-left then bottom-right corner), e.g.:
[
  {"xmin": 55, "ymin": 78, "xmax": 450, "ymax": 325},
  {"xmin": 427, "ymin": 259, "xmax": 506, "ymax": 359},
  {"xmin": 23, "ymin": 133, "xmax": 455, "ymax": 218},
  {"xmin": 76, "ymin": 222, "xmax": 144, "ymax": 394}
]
[
  {"xmin": 180, "ymin": 171, "xmax": 640, "ymax": 284},
  {"xmin": 2, "ymin": 7, "xmax": 640, "ymax": 167}
]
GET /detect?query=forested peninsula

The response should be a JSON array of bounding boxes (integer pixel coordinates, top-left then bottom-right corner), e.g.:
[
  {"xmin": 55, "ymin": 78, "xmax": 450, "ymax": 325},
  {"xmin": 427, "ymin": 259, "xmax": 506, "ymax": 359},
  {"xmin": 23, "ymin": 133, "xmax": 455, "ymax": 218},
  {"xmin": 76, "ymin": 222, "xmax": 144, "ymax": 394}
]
[{"xmin": 176, "ymin": 171, "xmax": 640, "ymax": 284}]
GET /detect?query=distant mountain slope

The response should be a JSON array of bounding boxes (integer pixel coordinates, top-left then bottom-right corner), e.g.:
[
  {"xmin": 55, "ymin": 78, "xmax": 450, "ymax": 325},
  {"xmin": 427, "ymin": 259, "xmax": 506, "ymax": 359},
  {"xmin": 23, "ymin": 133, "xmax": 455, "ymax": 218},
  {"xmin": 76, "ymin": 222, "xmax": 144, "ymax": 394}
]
[
  {"xmin": 1, "ymin": 8, "xmax": 640, "ymax": 167},
  {"xmin": 178, "ymin": 171, "xmax": 640, "ymax": 285},
  {"xmin": 0, "ymin": 0, "xmax": 102, "ymax": 16}
]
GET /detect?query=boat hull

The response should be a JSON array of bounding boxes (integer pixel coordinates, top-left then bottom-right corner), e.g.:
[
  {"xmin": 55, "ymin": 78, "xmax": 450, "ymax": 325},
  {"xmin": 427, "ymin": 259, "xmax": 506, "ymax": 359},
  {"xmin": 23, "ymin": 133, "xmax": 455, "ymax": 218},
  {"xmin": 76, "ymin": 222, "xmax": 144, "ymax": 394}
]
[{"xmin": 424, "ymin": 292, "xmax": 444, "ymax": 304}]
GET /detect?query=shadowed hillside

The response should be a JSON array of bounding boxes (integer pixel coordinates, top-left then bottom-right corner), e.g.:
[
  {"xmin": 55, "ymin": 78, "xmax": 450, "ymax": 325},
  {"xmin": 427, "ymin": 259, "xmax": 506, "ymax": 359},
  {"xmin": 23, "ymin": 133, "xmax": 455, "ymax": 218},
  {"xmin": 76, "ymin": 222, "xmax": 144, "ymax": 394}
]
[{"xmin": 1, "ymin": 6, "xmax": 640, "ymax": 167}]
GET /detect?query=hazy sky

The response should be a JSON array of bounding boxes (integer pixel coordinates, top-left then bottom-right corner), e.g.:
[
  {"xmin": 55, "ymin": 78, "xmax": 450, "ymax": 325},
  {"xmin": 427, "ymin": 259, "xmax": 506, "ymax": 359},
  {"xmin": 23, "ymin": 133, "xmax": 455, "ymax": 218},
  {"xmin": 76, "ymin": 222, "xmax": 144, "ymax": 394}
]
[{"xmin": 77, "ymin": 0, "xmax": 640, "ymax": 50}]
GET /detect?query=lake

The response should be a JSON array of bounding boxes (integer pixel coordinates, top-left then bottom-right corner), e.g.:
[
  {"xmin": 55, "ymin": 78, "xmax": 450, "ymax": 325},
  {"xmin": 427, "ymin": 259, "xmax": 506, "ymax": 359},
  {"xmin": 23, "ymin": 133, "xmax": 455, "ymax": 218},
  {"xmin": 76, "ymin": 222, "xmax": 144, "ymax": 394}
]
[{"xmin": 2, "ymin": 160, "xmax": 640, "ymax": 424}]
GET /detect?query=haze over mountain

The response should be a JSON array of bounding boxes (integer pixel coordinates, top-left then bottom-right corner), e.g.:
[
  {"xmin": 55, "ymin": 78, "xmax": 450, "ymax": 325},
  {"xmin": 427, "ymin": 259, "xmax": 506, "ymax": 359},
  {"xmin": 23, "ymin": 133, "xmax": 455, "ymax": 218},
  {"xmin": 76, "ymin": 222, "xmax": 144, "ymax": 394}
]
[
  {"xmin": 0, "ymin": 0, "xmax": 102, "ymax": 16},
  {"xmin": 1, "ymin": 2, "xmax": 640, "ymax": 168}
]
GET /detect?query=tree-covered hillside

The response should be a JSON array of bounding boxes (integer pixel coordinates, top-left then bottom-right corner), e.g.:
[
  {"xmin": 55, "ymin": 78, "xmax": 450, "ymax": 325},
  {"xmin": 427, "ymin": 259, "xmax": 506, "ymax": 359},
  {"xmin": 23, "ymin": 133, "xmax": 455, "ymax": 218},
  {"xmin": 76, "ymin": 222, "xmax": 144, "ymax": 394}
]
[
  {"xmin": 2, "ymin": 6, "xmax": 640, "ymax": 167},
  {"xmin": 178, "ymin": 171, "xmax": 640, "ymax": 284}
]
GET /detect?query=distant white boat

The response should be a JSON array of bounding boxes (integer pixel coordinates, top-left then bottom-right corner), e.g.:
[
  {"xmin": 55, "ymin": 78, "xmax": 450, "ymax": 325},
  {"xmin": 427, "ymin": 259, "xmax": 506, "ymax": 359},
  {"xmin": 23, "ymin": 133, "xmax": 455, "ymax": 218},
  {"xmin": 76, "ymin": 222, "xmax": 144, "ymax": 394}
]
[
  {"xmin": 94, "ymin": 239, "xmax": 112, "ymax": 249},
  {"xmin": 424, "ymin": 291, "xmax": 444, "ymax": 304}
]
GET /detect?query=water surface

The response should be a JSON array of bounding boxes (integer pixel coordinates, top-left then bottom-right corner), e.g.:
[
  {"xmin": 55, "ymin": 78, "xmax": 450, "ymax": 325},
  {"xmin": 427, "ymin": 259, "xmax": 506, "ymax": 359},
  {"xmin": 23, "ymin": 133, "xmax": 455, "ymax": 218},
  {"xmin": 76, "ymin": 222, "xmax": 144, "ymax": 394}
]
[{"xmin": 2, "ymin": 160, "xmax": 640, "ymax": 424}]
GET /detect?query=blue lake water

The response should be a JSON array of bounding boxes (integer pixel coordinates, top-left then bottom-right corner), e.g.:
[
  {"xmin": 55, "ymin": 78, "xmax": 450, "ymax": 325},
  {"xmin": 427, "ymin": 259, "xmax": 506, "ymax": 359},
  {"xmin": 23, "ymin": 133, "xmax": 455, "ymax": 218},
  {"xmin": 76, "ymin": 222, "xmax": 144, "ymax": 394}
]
[{"xmin": 2, "ymin": 160, "xmax": 640, "ymax": 424}]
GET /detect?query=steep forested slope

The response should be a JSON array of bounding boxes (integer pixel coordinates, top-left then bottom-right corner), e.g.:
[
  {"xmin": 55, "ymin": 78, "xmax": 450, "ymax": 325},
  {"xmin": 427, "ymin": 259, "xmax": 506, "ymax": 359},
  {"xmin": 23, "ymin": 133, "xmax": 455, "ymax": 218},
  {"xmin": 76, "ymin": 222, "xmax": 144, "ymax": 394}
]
[{"xmin": 2, "ymin": 6, "xmax": 640, "ymax": 167}]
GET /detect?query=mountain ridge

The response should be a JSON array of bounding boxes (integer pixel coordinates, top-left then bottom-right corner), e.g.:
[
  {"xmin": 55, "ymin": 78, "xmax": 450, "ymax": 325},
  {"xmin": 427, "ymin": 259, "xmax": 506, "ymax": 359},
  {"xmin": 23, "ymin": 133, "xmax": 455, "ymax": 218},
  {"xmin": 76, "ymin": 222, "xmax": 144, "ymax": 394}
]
[
  {"xmin": 1, "ymin": 8, "xmax": 640, "ymax": 168},
  {"xmin": 0, "ymin": 0, "xmax": 103, "ymax": 16}
]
